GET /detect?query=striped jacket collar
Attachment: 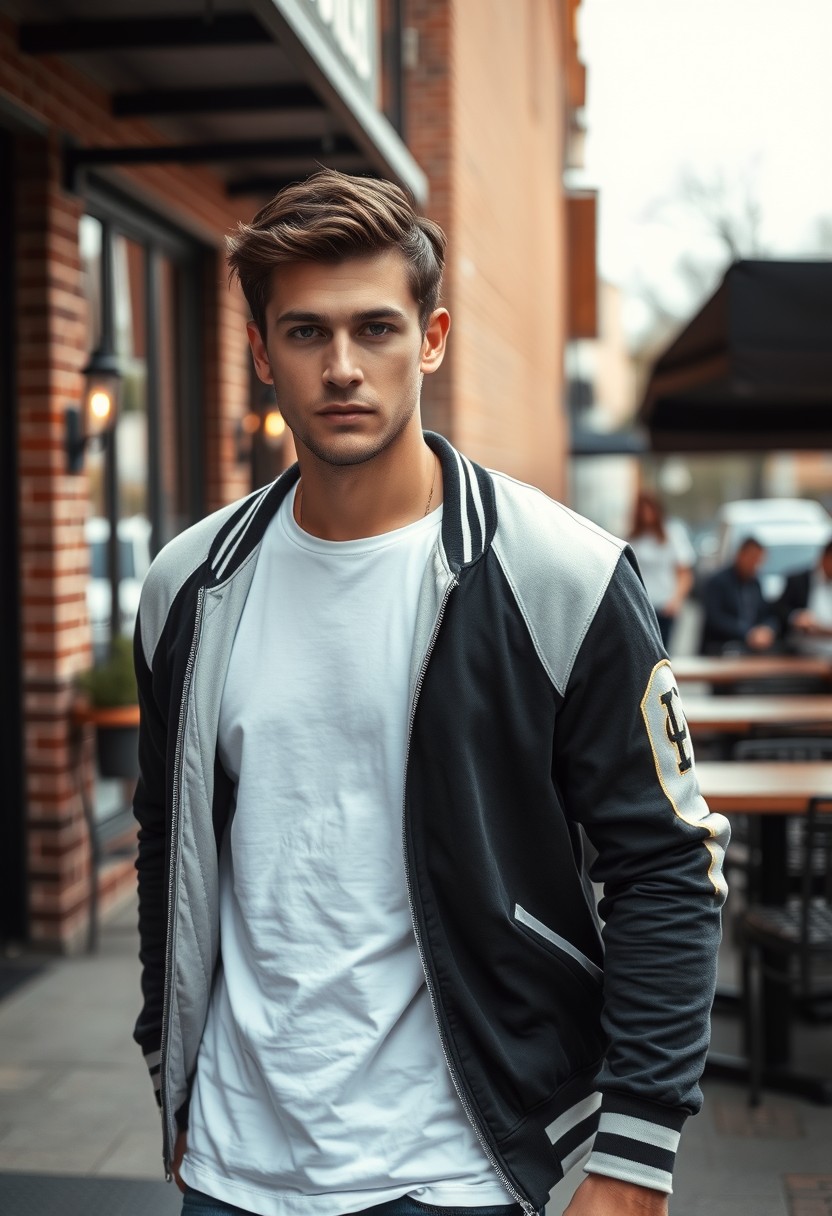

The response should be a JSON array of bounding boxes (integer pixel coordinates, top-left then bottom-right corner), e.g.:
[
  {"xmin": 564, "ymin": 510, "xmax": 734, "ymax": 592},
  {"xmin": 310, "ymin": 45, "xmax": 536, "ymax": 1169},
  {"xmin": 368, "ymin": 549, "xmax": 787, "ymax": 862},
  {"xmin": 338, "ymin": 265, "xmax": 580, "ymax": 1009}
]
[{"xmin": 206, "ymin": 431, "xmax": 498, "ymax": 583}]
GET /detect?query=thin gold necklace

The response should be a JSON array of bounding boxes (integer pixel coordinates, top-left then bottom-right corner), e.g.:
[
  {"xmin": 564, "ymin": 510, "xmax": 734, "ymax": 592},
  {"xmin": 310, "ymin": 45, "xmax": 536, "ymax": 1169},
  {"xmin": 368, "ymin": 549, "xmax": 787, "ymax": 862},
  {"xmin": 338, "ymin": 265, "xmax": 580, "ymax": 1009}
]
[{"xmin": 297, "ymin": 453, "xmax": 439, "ymax": 528}]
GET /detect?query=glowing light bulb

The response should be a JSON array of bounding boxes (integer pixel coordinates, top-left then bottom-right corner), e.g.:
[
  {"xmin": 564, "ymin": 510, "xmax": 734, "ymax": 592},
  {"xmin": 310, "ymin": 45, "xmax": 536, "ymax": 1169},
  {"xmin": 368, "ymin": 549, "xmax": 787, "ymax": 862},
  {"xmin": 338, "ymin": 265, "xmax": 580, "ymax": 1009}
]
[
  {"xmin": 89, "ymin": 390, "xmax": 112, "ymax": 421},
  {"xmin": 263, "ymin": 410, "xmax": 286, "ymax": 440}
]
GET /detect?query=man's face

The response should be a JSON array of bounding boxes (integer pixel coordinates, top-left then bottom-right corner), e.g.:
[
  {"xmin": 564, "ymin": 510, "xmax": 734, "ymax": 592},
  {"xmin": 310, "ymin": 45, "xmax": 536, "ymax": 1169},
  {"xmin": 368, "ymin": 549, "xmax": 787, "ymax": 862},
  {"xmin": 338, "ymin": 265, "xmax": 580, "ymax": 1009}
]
[
  {"xmin": 735, "ymin": 542, "xmax": 765, "ymax": 579},
  {"xmin": 247, "ymin": 248, "xmax": 448, "ymax": 468},
  {"xmin": 821, "ymin": 547, "xmax": 832, "ymax": 579}
]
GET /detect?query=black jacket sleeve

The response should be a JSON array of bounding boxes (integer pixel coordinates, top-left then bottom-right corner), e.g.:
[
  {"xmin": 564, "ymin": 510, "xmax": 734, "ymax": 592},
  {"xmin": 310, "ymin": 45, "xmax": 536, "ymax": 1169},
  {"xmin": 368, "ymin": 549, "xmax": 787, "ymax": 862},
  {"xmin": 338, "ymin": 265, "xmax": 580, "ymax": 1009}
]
[
  {"xmin": 554, "ymin": 552, "xmax": 729, "ymax": 1128},
  {"xmin": 132, "ymin": 612, "xmax": 169, "ymax": 1106}
]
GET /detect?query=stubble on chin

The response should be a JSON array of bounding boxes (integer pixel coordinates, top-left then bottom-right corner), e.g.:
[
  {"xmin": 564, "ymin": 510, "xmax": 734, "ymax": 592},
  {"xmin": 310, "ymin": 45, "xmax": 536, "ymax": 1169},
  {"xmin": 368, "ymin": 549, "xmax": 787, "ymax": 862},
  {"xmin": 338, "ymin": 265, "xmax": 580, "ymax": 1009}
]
[{"xmin": 296, "ymin": 401, "xmax": 419, "ymax": 470}]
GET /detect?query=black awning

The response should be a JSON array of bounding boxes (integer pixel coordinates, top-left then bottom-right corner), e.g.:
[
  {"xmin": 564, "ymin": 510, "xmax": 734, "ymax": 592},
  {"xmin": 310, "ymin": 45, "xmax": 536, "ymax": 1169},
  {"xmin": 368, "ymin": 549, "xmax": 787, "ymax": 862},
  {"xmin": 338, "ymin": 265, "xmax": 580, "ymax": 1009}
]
[
  {"xmin": 19, "ymin": 0, "xmax": 427, "ymax": 204},
  {"xmin": 638, "ymin": 260, "xmax": 832, "ymax": 452}
]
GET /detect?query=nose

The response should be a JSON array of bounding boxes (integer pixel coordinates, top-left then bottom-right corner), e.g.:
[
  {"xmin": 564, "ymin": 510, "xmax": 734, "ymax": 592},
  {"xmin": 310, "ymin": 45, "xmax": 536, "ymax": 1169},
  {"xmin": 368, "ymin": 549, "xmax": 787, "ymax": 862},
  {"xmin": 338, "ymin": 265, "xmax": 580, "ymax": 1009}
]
[{"xmin": 323, "ymin": 334, "xmax": 363, "ymax": 389}]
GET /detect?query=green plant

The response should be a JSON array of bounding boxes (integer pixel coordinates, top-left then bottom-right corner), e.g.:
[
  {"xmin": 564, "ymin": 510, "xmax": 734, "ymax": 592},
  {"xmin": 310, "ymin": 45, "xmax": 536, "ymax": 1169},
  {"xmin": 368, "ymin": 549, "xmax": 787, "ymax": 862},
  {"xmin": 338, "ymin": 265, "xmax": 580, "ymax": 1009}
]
[{"xmin": 77, "ymin": 635, "xmax": 138, "ymax": 708}]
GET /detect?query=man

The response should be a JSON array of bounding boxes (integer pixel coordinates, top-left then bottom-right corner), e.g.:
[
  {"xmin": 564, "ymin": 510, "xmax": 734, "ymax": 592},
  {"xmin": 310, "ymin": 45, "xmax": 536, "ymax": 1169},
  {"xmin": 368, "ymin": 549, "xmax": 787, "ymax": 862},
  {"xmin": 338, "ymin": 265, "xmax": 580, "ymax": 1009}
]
[
  {"xmin": 776, "ymin": 536, "xmax": 832, "ymax": 656},
  {"xmin": 133, "ymin": 170, "xmax": 728, "ymax": 1216},
  {"xmin": 700, "ymin": 536, "xmax": 779, "ymax": 655}
]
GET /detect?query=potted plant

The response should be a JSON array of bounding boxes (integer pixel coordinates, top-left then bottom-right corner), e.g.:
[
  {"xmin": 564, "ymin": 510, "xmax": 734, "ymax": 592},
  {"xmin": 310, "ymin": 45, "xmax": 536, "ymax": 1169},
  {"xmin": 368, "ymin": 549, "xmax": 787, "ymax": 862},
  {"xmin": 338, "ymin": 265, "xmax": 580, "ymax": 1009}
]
[{"xmin": 75, "ymin": 635, "xmax": 140, "ymax": 779}]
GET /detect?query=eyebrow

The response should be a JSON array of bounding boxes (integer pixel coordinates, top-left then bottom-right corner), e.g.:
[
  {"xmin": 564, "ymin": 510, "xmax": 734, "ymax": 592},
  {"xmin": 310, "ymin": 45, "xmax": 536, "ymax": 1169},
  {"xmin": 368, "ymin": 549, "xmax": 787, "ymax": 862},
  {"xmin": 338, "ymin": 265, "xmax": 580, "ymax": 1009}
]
[{"xmin": 275, "ymin": 307, "xmax": 410, "ymax": 326}]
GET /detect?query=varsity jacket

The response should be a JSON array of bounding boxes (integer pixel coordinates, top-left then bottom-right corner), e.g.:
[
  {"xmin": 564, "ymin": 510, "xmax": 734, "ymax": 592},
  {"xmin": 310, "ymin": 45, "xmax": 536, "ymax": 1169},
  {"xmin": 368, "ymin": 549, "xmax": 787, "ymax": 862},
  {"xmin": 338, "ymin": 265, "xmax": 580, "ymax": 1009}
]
[{"xmin": 133, "ymin": 432, "xmax": 729, "ymax": 1210}]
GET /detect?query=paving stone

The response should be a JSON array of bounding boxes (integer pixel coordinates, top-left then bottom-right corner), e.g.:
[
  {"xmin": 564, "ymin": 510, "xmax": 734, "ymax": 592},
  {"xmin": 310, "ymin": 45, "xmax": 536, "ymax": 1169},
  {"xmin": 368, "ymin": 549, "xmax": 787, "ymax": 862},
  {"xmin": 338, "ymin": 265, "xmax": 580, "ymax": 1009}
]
[
  {"xmin": 712, "ymin": 1096, "xmax": 804, "ymax": 1139},
  {"xmin": 0, "ymin": 1067, "xmax": 48, "ymax": 1093},
  {"xmin": 93, "ymin": 1127, "xmax": 166, "ymax": 1181},
  {"xmin": 786, "ymin": 1175, "xmax": 832, "ymax": 1216},
  {"xmin": 0, "ymin": 1170, "xmax": 181, "ymax": 1216}
]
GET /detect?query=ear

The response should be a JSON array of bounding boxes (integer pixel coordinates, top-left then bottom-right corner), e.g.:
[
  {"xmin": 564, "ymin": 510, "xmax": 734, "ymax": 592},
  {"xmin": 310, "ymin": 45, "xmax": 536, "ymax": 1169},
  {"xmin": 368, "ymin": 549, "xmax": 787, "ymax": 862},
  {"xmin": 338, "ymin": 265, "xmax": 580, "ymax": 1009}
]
[
  {"xmin": 420, "ymin": 308, "xmax": 451, "ymax": 376},
  {"xmin": 247, "ymin": 321, "xmax": 273, "ymax": 385}
]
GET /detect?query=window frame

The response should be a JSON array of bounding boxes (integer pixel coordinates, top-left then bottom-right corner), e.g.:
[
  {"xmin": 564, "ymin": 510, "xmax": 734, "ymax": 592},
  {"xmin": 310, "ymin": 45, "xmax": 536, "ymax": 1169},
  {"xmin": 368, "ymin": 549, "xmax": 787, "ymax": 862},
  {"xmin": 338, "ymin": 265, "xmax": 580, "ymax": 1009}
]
[{"xmin": 82, "ymin": 178, "xmax": 206, "ymax": 555}]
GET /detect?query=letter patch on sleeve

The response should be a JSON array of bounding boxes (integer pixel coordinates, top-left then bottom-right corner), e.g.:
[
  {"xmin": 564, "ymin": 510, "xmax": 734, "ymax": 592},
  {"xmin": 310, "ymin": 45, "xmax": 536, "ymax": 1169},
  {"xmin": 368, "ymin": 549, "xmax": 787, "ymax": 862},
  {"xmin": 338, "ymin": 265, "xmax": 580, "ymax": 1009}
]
[{"xmin": 640, "ymin": 660, "xmax": 729, "ymax": 898}]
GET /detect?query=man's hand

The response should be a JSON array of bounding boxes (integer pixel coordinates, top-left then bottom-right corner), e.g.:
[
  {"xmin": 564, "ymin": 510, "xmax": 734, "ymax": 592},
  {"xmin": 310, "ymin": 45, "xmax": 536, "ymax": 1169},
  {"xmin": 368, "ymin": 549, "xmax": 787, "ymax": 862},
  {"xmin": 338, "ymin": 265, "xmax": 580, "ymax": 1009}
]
[
  {"xmin": 791, "ymin": 610, "xmax": 819, "ymax": 634},
  {"xmin": 171, "ymin": 1129, "xmax": 188, "ymax": 1193},
  {"xmin": 746, "ymin": 624, "xmax": 775, "ymax": 651},
  {"xmin": 563, "ymin": 1174, "xmax": 669, "ymax": 1215}
]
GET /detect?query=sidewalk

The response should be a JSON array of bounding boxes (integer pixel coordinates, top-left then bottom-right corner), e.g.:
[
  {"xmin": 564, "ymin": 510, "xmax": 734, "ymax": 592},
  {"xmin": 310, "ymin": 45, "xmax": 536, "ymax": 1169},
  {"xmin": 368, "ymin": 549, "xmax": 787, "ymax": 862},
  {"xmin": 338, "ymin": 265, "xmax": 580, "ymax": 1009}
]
[
  {"xmin": 1, "ymin": 894, "xmax": 831, "ymax": 1215},
  {"xmin": 0, "ymin": 894, "xmax": 180, "ymax": 1215}
]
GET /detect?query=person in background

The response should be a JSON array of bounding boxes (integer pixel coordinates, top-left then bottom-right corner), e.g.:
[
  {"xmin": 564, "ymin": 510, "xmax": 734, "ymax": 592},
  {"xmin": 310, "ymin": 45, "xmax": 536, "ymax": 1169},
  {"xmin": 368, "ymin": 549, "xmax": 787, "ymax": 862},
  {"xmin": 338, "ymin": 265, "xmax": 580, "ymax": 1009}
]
[
  {"xmin": 776, "ymin": 536, "xmax": 832, "ymax": 657},
  {"xmin": 627, "ymin": 489, "xmax": 694, "ymax": 649},
  {"xmin": 700, "ymin": 536, "xmax": 779, "ymax": 655}
]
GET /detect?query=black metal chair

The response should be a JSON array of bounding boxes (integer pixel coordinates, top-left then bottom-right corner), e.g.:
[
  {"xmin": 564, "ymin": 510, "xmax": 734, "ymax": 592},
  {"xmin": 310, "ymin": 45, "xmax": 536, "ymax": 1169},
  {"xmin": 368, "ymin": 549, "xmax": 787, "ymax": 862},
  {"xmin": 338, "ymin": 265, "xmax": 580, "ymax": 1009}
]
[{"xmin": 739, "ymin": 796, "xmax": 832, "ymax": 1105}]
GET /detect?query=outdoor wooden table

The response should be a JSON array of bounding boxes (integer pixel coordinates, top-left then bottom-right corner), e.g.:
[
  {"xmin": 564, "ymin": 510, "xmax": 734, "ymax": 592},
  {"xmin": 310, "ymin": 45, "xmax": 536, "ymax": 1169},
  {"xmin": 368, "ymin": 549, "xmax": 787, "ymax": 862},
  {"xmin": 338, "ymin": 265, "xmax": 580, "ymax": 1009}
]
[
  {"xmin": 697, "ymin": 759, "xmax": 832, "ymax": 815},
  {"xmin": 673, "ymin": 654, "xmax": 832, "ymax": 687},
  {"xmin": 682, "ymin": 694, "xmax": 832, "ymax": 735},
  {"xmin": 695, "ymin": 760, "xmax": 832, "ymax": 1103}
]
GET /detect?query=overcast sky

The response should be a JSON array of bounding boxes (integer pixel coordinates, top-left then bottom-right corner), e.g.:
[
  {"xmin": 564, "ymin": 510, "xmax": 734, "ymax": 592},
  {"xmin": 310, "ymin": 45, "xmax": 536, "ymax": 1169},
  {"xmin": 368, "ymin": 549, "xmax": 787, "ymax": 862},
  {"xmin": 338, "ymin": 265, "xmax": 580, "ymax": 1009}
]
[{"xmin": 578, "ymin": 0, "xmax": 832, "ymax": 337}]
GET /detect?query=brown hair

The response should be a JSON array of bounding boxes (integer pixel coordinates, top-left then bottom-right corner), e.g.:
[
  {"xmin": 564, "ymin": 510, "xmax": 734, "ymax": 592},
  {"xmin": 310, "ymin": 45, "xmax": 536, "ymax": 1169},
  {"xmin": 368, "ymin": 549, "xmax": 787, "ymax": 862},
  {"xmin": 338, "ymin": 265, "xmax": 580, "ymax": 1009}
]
[
  {"xmin": 630, "ymin": 489, "xmax": 667, "ymax": 542},
  {"xmin": 226, "ymin": 168, "xmax": 446, "ymax": 337}
]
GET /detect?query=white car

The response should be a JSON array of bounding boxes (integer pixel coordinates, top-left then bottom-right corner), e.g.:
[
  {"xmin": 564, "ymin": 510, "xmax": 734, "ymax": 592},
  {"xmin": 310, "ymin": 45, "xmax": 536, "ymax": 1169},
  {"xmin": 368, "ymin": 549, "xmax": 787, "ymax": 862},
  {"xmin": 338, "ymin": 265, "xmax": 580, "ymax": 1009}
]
[
  {"xmin": 86, "ymin": 515, "xmax": 152, "ymax": 660},
  {"xmin": 696, "ymin": 498, "xmax": 832, "ymax": 601}
]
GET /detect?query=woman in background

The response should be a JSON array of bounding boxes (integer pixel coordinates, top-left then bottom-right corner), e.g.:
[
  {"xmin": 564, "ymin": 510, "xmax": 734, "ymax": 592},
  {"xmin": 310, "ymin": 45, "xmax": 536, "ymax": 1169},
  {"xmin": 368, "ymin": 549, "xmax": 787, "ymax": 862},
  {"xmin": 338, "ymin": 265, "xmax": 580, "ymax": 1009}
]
[{"xmin": 629, "ymin": 489, "xmax": 695, "ymax": 650}]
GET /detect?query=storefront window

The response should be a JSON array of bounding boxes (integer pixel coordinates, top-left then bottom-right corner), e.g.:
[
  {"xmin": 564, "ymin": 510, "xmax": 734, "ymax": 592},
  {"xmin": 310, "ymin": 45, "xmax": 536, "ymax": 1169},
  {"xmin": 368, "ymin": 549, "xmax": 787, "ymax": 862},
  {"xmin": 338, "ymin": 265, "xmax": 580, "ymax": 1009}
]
[
  {"xmin": 113, "ymin": 233, "xmax": 149, "ymax": 523},
  {"xmin": 79, "ymin": 198, "xmax": 202, "ymax": 562},
  {"xmin": 79, "ymin": 195, "xmax": 202, "ymax": 818}
]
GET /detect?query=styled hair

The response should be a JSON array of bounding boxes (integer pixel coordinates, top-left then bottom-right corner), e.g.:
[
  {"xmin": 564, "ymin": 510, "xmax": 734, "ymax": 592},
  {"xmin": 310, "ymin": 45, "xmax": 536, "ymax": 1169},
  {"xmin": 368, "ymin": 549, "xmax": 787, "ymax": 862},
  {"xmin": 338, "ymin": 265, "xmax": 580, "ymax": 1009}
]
[{"xmin": 226, "ymin": 168, "xmax": 446, "ymax": 337}]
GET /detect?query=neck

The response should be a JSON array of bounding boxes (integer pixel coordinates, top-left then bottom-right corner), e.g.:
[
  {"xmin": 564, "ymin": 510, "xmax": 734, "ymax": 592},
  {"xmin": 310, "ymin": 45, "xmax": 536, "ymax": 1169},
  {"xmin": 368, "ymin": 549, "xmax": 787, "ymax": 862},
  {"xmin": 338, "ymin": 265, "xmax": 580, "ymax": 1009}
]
[{"xmin": 294, "ymin": 429, "xmax": 441, "ymax": 542}]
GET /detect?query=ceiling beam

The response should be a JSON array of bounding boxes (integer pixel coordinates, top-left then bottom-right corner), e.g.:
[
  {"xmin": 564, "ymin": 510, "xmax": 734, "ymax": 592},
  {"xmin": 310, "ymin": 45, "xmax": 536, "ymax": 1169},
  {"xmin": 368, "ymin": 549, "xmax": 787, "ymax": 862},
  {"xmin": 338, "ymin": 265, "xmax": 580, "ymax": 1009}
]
[
  {"xmin": 226, "ymin": 164, "xmax": 376, "ymax": 196},
  {"xmin": 65, "ymin": 134, "xmax": 360, "ymax": 188},
  {"xmin": 112, "ymin": 83, "xmax": 323, "ymax": 118},
  {"xmin": 19, "ymin": 15, "xmax": 271, "ymax": 54}
]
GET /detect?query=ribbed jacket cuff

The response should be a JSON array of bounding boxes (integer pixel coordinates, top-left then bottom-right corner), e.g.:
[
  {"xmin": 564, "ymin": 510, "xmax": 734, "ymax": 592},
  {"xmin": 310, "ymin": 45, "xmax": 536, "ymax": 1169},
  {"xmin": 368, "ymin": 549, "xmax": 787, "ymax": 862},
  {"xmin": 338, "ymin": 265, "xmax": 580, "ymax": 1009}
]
[
  {"xmin": 583, "ymin": 1093, "xmax": 685, "ymax": 1195},
  {"xmin": 143, "ymin": 1047, "xmax": 162, "ymax": 1109}
]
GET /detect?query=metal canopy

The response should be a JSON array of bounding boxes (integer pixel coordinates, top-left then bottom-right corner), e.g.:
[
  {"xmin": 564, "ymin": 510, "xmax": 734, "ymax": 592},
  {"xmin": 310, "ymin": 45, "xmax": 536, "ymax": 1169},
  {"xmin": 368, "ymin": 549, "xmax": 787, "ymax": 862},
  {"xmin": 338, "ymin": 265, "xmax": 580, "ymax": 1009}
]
[
  {"xmin": 15, "ymin": 0, "xmax": 427, "ymax": 203},
  {"xmin": 638, "ymin": 260, "xmax": 832, "ymax": 452}
]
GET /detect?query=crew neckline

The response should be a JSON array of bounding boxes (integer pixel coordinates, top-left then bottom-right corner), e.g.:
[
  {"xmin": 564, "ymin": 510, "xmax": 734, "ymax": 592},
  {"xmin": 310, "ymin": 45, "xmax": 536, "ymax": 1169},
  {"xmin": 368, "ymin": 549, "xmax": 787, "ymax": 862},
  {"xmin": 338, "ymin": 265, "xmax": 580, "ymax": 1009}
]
[{"xmin": 278, "ymin": 484, "xmax": 443, "ymax": 555}]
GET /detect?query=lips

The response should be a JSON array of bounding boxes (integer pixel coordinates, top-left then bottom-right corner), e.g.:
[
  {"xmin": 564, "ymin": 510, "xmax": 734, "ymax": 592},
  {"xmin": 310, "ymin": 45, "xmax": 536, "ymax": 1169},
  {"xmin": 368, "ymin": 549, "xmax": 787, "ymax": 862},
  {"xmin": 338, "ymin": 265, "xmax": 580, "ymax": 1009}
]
[
  {"xmin": 318, "ymin": 403, "xmax": 373, "ymax": 416},
  {"xmin": 317, "ymin": 403, "xmax": 375, "ymax": 424}
]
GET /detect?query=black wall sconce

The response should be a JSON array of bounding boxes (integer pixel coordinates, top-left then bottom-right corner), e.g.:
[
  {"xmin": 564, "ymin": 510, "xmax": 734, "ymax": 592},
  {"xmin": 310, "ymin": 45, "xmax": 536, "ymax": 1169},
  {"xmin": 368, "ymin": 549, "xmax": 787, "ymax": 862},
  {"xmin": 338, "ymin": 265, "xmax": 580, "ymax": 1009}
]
[{"xmin": 66, "ymin": 349, "xmax": 122, "ymax": 473}]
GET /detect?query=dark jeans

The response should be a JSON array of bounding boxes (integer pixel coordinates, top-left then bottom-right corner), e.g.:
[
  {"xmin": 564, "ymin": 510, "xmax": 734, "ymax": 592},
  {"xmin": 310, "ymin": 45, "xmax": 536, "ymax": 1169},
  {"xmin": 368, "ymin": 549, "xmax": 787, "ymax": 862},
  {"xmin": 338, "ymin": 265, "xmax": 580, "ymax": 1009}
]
[
  {"xmin": 182, "ymin": 1187, "xmax": 526, "ymax": 1216},
  {"xmin": 654, "ymin": 610, "xmax": 674, "ymax": 650}
]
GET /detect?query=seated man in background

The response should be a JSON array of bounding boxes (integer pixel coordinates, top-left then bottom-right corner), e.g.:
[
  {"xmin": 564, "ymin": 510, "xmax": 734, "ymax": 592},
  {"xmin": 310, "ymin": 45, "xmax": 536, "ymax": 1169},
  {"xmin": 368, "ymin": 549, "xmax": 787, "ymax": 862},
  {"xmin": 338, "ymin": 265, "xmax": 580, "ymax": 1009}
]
[
  {"xmin": 777, "ymin": 537, "xmax": 832, "ymax": 657},
  {"xmin": 700, "ymin": 536, "xmax": 779, "ymax": 655}
]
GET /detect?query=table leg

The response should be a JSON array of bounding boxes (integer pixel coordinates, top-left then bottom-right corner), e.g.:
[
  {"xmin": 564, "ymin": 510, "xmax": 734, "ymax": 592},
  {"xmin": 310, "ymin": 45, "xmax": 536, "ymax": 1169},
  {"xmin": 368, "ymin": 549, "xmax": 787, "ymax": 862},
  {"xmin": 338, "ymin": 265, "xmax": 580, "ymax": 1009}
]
[{"xmin": 758, "ymin": 816, "xmax": 790, "ymax": 1069}]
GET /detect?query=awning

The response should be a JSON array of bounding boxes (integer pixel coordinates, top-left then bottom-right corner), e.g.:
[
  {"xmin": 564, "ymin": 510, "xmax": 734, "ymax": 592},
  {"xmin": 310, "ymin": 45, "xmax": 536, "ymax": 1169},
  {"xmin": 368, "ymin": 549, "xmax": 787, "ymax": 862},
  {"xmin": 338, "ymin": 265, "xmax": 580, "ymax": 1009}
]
[
  {"xmin": 638, "ymin": 260, "xmax": 832, "ymax": 452},
  {"xmin": 18, "ymin": 0, "xmax": 427, "ymax": 203}
]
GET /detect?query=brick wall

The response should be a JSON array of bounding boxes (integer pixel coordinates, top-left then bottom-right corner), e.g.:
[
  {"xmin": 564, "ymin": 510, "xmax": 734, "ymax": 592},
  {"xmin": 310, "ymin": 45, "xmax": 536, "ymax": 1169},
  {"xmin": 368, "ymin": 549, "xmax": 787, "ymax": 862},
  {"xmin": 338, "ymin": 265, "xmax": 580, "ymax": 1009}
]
[
  {"xmin": 404, "ymin": 0, "xmax": 569, "ymax": 498},
  {"xmin": 1, "ymin": 15, "xmax": 255, "ymax": 948},
  {"xmin": 404, "ymin": 0, "xmax": 455, "ymax": 440},
  {"xmin": 451, "ymin": 0, "xmax": 568, "ymax": 498}
]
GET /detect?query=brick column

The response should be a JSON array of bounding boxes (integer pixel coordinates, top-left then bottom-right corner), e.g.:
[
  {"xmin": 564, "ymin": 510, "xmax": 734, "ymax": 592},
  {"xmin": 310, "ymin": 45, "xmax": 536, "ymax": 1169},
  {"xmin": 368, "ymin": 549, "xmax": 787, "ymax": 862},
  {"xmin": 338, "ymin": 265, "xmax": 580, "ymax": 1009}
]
[
  {"xmin": 17, "ymin": 133, "xmax": 95, "ymax": 950},
  {"xmin": 204, "ymin": 250, "xmax": 252, "ymax": 513},
  {"xmin": 404, "ymin": 0, "xmax": 455, "ymax": 440}
]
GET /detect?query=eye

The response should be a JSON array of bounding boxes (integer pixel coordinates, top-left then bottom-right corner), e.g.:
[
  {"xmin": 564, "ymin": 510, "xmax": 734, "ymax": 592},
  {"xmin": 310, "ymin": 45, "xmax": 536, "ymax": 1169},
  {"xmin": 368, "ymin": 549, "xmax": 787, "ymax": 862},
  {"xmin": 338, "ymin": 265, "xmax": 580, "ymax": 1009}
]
[
  {"xmin": 288, "ymin": 325, "xmax": 320, "ymax": 340},
  {"xmin": 363, "ymin": 322, "xmax": 393, "ymax": 337}
]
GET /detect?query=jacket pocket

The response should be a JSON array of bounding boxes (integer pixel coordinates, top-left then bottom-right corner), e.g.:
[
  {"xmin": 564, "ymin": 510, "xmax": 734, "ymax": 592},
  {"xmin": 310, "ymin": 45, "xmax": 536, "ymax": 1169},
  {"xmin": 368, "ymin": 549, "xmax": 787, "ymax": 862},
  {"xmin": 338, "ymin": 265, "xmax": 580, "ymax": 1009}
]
[{"xmin": 513, "ymin": 904, "xmax": 603, "ymax": 987}]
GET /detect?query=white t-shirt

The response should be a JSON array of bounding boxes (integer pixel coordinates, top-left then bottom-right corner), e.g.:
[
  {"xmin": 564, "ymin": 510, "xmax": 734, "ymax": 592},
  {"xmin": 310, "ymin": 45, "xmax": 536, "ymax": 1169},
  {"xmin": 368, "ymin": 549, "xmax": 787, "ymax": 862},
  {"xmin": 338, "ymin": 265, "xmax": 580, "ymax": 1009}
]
[
  {"xmin": 629, "ymin": 520, "xmax": 694, "ymax": 612},
  {"xmin": 181, "ymin": 489, "xmax": 509, "ymax": 1216}
]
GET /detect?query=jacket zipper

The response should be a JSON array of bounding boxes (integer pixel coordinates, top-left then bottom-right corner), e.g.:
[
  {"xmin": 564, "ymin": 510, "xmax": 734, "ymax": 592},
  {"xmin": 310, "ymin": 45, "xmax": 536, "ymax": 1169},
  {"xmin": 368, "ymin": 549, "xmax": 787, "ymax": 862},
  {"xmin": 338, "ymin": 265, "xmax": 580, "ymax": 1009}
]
[
  {"xmin": 160, "ymin": 586, "xmax": 206, "ymax": 1180},
  {"xmin": 401, "ymin": 575, "xmax": 536, "ymax": 1216}
]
